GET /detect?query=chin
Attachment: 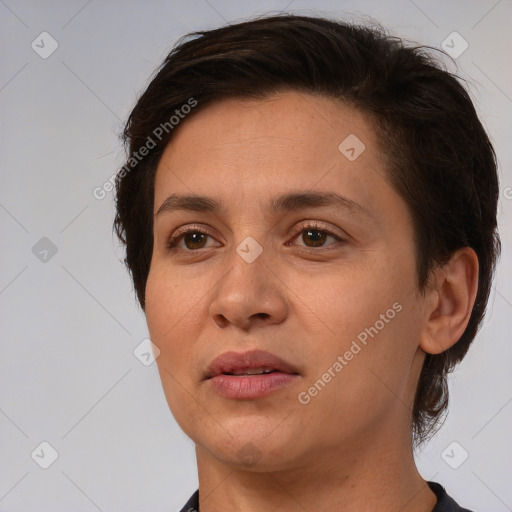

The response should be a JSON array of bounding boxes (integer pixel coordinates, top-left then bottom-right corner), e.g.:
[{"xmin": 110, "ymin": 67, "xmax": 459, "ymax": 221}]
[
  {"xmin": 193, "ymin": 418, "xmax": 307, "ymax": 472},
  {"xmin": 208, "ymin": 440, "xmax": 301, "ymax": 473}
]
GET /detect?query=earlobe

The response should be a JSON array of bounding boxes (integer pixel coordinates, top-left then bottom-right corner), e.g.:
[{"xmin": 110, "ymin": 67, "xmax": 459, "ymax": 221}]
[{"xmin": 419, "ymin": 248, "xmax": 479, "ymax": 355}]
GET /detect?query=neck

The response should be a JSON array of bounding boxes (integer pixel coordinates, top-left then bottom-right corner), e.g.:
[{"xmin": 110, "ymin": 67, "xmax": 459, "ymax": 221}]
[{"xmin": 194, "ymin": 421, "xmax": 437, "ymax": 512}]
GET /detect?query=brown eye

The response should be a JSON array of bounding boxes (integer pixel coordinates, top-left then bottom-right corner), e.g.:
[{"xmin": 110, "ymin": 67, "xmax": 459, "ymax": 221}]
[
  {"xmin": 290, "ymin": 222, "xmax": 344, "ymax": 250},
  {"xmin": 301, "ymin": 229, "xmax": 328, "ymax": 247},
  {"xmin": 167, "ymin": 227, "xmax": 217, "ymax": 251},
  {"xmin": 181, "ymin": 232, "xmax": 208, "ymax": 250}
]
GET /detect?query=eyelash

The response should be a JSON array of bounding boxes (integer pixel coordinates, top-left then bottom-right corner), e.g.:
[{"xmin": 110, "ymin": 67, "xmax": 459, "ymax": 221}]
[{"xmin": 165, "ymin": 221, "xmax": 346, "ymax": 254}]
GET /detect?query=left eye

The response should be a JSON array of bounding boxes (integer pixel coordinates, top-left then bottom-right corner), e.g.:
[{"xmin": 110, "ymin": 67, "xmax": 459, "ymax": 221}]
[{"xmin": 288, "ymin": 223, "xmax": 343, "ymax": 249}]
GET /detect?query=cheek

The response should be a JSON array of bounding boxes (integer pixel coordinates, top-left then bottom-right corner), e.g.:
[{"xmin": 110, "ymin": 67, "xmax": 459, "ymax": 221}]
[
  {"xmin": 314, "ymin": 258, "xmax": 408, "ymax": 337},
  {"xmin": 144, "ymin": 266, "xmax": 199, "ymax": 369},
  {"xmin": 305, "ymin": 253, "xmax": 421, "ymax": 388},
  {"xmin": 145, "ymin": 268, "xmax": 171, "ymax": 343},
  {"xmin": 144, "ymin": 266, "xmax": 205, "ymax": 425}
]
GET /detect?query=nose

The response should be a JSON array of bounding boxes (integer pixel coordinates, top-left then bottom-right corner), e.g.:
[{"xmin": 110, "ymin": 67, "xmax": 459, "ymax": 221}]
[{"xmin": 209, "ymin": 246, "xmax": 289, "ymax": 331}]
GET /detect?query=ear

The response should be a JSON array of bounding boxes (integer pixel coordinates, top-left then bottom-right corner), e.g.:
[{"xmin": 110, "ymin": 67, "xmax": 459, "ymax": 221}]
[{"xmin": 420, "ymin": 247, "xmax": 479, "ymax": 355}]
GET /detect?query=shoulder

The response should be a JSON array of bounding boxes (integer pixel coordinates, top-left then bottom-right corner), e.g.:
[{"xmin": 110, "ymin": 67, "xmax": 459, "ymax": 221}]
[{"xmin": 428, "ymin": 481, "xmax": 474, "ymax": 512}]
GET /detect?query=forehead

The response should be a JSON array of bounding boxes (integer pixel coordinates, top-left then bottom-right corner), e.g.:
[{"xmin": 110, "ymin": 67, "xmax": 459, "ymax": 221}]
[
  {"xmin": 158, "ymin": 91, "xmax": 373, "ymax": 160},
  {"xmin": 153, "ymin": 91, "xmax": 390, "ymax": 217}
]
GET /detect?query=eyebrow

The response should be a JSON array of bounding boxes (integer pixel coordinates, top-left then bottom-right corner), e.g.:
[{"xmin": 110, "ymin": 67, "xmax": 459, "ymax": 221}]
[{"xmin": 155, "ymin": 191, "xmax": 376, "ymax": 223}]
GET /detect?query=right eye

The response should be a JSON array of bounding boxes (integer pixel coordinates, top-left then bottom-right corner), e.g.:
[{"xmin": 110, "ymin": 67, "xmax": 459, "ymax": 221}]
[{"xmin": 166, "ymin": 226, "xmax": 220, "ymax": 252}]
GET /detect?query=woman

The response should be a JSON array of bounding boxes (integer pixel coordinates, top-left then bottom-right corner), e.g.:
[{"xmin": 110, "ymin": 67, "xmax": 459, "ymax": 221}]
[{"xmin": 114, "ymin": 14, "xmax": 500, "ymax": 511}]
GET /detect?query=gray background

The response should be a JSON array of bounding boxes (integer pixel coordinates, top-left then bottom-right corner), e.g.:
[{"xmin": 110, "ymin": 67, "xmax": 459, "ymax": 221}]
[{"xmin": 1, "ymin": 1, "xmax": 511, "ymax": 511}]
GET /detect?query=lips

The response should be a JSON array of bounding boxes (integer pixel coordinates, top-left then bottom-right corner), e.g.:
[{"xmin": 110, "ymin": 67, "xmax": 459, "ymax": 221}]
[
  {"xmin": 204, "ymin": 349, "xmax": 299, "ymax": 379},
  {"xmin": 204, "ymin": 349, "xmax": 300, "ymax": 399}
]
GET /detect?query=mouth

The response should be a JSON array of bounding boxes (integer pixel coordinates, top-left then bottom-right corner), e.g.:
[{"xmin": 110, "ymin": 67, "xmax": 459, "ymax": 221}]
[
  {"xmin": 204, "ymin": 349, "xmax": 300, "ymax": 399},
  {"xmin": 205, "ymin": 349, "xmax": 300, "ymax": 379},
  {"xmin": 222, "ymin": 367, "xmax": 280, "ymax": 376}
]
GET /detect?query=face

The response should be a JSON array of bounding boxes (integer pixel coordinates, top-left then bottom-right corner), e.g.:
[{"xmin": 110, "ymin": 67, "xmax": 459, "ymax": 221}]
[{"xmin": 145, "ymin": 91, "xmax": 428, "ymax": 472}]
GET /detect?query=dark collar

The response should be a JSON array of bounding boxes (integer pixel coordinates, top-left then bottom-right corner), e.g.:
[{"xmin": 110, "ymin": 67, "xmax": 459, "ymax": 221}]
[
  {"xmin": 178, "ymin": 482, "xmax": 474, "ymax": 512},
  {"xmin": 428, "ymin": 481, "xmax": 474, "ymax": 512}
]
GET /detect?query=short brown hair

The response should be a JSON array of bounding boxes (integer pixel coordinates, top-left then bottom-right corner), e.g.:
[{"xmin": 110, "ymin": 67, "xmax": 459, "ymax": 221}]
[{"xmin": 114, "ymin": 14, "xmax": 500, "ymax": 444}]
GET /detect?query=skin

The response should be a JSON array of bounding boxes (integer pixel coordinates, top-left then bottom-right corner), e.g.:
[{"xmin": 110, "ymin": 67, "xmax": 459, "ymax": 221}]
[{"xmin": 144, "ymin": 91, "xmax": 478, "ymax": 511}]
